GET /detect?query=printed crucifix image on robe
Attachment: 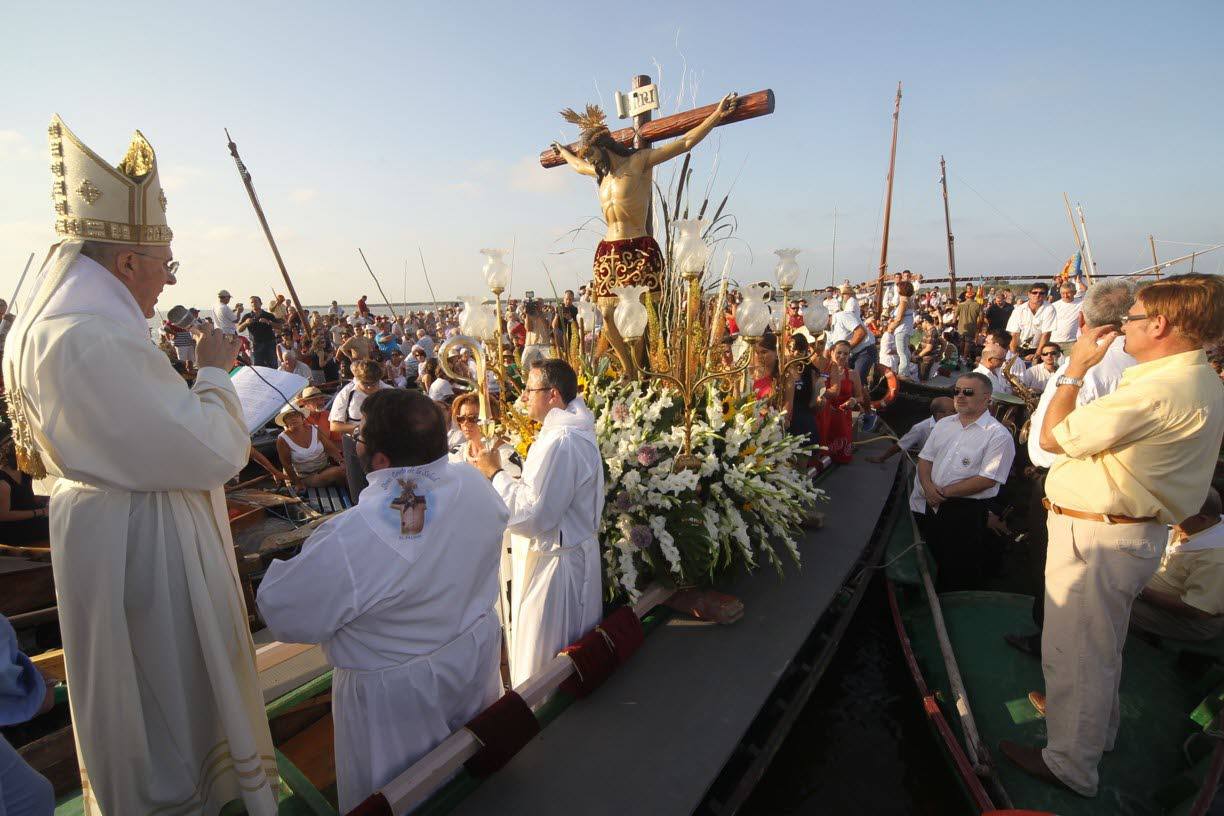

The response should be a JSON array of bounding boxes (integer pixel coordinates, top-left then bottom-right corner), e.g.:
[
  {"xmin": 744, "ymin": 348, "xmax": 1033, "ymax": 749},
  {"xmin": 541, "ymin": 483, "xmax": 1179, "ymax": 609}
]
[{"xmin": 391, "ymin": 477, "xmax": 426, "ymax": 536}]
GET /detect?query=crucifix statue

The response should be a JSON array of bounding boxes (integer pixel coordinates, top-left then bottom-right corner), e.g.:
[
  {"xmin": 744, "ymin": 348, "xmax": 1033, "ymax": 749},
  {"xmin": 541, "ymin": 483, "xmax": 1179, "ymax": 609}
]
[{"xmin": 542, "ymin": 79, "xmax": 776, "ymax": 376}]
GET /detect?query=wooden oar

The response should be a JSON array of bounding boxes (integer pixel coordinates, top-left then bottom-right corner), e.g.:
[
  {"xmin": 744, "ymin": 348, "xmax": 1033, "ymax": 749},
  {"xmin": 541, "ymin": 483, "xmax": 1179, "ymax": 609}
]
[{"xmin": 899, "ymin": 454, "xmax": 1013, "ymax": 808}]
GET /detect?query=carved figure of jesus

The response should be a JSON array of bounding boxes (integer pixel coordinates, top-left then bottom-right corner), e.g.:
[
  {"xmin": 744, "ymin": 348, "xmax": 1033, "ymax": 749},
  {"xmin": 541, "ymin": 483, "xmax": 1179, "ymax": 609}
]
[{"xmin": 551, "ymin": 93, "xmax": 738, "ymax": 374}]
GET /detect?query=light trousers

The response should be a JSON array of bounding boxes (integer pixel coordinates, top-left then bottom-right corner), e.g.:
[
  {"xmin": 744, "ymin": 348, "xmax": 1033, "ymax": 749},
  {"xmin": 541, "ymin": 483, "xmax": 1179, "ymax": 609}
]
[
  {"xmin": 892, "ymin": 323, "xmax": 913, "ymax": 376},
  {"xmin": 1041, "ymin": 513, "xmax": 1164, "ymax": 796}
]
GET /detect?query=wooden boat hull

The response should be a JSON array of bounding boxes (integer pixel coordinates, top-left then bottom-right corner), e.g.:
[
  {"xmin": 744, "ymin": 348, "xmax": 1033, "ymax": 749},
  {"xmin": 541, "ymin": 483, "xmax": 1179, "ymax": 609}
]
[{"xmin": 885, "ymin": 520, "xmax": 1223, "ymax": 814}]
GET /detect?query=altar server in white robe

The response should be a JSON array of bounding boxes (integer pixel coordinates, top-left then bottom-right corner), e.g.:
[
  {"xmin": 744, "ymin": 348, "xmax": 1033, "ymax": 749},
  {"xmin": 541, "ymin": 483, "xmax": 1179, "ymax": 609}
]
[
  {"xmin": 3, "ymin": 116, "xmax": 278, "ymax": 815},
  {"xmin": 476, "ymin": 358, "xmax": 605, "ymax": 686},
  {"xmin": 257, "ymin": 388, "xmax": 507, "ymax": 810}
]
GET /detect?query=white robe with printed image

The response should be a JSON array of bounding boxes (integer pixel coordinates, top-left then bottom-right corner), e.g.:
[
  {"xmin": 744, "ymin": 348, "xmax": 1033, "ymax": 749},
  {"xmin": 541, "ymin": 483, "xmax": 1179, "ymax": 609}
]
[{"xmin": 257, "ymin": 458, "xmax": 507, "ymax": 811}]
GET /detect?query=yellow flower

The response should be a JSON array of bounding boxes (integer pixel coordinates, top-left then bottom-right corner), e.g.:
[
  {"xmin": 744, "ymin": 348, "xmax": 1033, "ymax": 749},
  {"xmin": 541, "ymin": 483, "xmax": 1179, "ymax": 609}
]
[
  {"xmin": 742, "ymin": 444, "xmax": 757, "ymax": 457},
  {"xmin": 742, "ymin": 502, "xmax": 754, "ymax": 512}
]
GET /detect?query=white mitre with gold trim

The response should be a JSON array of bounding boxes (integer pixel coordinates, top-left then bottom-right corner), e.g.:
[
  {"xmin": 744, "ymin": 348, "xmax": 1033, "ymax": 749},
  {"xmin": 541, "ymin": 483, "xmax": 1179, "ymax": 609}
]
[
  {"xmin": 48, "ymin": 113, "xmax": 172, "ymax": 245},
  {"xmin": 4, "ymin": 116, "xmax": 174, "ymax": 478}
]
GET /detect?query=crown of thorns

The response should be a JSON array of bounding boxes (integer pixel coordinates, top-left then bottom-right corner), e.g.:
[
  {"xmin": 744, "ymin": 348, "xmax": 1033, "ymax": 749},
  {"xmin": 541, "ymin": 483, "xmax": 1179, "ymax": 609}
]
[{"xmin": 559, "ymin": 104, "xmax": 610, "ymax": 144}]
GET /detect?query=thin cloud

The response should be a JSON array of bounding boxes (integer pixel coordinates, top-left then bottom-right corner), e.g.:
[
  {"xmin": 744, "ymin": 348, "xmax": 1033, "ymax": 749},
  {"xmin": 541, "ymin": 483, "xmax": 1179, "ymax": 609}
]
[{"xmin": 290, "ymin": 187, "xmax": 318, "ymax": 203}]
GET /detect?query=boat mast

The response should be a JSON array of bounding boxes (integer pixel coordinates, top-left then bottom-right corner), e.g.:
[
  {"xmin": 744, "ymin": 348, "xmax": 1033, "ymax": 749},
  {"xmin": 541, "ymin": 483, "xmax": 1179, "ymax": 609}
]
[
  {"xmin": 939, "ymin": 156, "xmax": 957, "ymax": 300},
  {"xmin": 1076, "ymin": 204, "xmax": 1097, "ymax": 284},
  {"xmin": 873, "ymin": 83, "xmax": 903, "ymax": 319}
]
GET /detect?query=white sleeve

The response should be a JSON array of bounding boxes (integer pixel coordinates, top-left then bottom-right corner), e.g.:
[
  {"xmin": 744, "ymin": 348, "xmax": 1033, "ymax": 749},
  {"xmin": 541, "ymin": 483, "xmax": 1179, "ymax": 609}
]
[
  {"xmin": 492, "ymin": 436, "xmax": 581, "ymax": 549},
  {"xmin": 1005, "ymin": 308, "xmax": 1021, "ymax": 333},
  {"xmin": 37, "ymin": 322, "xmax": 248, "ymax": 491},
  {"xmin": 329, "ymin": 386, "xmax": 352, "ymax": 423},
  {"xmin": 1039, "ymin": 306, "xmax": 1056, "ymax": 333},
  {"xmin": 978, "ymin": 427, "xmax": 1016, "ymax": 484},
  {"xmin": 896, "ymin": 421, "xmax": 928, "ymax": 452},
  {"xmin": 257, "ymin": 519, "xmax": 359, "ymax": 645},
  {"xmin": 917, "ymin": 423, "xmax": 943, "ymax": 463}
]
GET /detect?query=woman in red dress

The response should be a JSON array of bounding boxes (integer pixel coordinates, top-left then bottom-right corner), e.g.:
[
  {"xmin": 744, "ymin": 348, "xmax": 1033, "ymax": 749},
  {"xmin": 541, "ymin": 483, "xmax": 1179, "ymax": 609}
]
[{"xmin": 815, "ymin": 340, "xmax": 866, "ymax": 463}]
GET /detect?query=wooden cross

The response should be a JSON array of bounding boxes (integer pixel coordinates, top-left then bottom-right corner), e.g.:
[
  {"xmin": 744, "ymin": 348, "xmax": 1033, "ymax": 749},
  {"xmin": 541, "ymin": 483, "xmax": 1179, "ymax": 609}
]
[{"xmin": 538, "ymin": 77, "xmax": 775, "ymax": 168}]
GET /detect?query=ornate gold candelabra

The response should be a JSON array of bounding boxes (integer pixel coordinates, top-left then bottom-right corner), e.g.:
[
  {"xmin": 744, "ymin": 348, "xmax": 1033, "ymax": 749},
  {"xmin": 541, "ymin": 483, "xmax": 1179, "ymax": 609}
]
[{"xmin": 638, "ymin": 264, "xmax": 754, "ymax": 470}]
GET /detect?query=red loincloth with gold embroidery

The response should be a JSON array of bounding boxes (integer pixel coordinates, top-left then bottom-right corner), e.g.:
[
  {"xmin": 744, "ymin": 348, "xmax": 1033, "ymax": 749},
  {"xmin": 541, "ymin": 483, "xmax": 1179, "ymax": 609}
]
[{"xmin": 591, "ymin": 235, "xmax": 664, "ymax": 299}]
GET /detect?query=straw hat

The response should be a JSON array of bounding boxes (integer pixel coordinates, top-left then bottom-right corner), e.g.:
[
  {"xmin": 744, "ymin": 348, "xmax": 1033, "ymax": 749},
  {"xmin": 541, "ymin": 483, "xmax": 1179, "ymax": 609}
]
[
  {"xmin": 294, "ymin": 386, "xmax": 327, "ymax": 406},
  {"xmin": 274, "ymin": 403, "xmax": 306, "ymax": 428}
]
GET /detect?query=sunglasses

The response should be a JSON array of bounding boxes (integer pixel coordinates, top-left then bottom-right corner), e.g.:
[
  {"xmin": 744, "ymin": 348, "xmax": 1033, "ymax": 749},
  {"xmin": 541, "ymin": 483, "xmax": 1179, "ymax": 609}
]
[
  {"xmin": 952, "ymin": 387, "xmax": 977, "ymax": 397},
  {"xmin": 1119, "ymin": 313, "xmax": 1150, "ymax": 325},
  {"xmin": 1040, "ymin": 350, "xmax": 1059, "ymax": 356},
  {"xmin": 456, "ymin": 415, "xmax": 480, "ymax": 425}
]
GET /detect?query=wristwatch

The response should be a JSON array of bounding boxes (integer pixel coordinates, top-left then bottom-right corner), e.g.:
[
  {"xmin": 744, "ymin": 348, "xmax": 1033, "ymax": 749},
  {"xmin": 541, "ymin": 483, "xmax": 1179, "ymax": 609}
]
[{"xmin": 1056, "ymin": 375, "xmax": 1084, "ymax": 388}]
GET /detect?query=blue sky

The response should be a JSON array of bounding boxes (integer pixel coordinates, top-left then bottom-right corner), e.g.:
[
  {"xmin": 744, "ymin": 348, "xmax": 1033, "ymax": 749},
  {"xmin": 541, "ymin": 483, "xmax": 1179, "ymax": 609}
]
[{"xmin": 2, "ymin": 1, "xmax": 1221, "ymax": 309}]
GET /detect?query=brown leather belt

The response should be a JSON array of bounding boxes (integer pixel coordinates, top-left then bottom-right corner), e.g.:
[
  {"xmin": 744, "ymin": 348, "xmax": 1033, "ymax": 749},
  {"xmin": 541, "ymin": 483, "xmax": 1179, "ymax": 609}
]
[{"xmin": 1042, "ymin": 498, "xmax": 1156, "ymax": 525}]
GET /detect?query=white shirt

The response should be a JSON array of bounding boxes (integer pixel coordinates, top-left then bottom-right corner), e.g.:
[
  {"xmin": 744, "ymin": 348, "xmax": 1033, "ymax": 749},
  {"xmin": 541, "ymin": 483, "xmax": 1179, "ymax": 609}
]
[
  {"xmin": 214, "ymin": 302, "xmax": 240, "ymax": 334},
  {"xmin": 1021, "ymin": 362, "xmax": 1058, "ymax": 391},
  {"xmin": 897, "ymin": 415, "xmax": 937, "ymax": 453},
  {"xmin": 972, "ymin": 363, "xmax": 1013, "ymax": 396},
  {"xmin": 1026, "ymin": 335, "xmax": 1136, "ymax": 469},
  {"xmin": 828, "ymin": 310, "xmax": 875, "ymax": 348},
  {"xmin": 328, "ymin": 304, "xmax": 345, "ymax": 317},
  {"xmin": 1049, "ymin": 296, "xmax": 1084, "ymax": 342},
  {"xmin": 823, "ymin": 296, "xmax": 841, "ymax": 315},
  {"xmin": 282, "ymin": 361, "xmax": 312, "ymax": 380},
  {"xmin": 1006, "ymin": 301, "xmax": 1056, "ymax": 349},
  {"xmin": 840, "ymin": 294, "xmax": 861, "ymax": 318},
  {"xmin": 911, "ymin": 412, "xmax": 1016, "ymax": 513},
  {"xmin": 329, "ymin": 380, "xmax": 392, "ymax": 425}
]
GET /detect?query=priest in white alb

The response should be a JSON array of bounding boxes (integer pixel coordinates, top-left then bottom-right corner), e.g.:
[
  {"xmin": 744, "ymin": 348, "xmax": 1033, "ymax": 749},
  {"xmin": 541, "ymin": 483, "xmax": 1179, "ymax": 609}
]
[
  {"xmin": 257, "ymin": 389, "xmax": 508, "ymax": 810},
  {"xmin": 3, "ymin": 117, "xmax": 278, "ymax": 813},
  {"xmin": 475, "ymin": 358, "xmax": 605, "ymax": 685}
]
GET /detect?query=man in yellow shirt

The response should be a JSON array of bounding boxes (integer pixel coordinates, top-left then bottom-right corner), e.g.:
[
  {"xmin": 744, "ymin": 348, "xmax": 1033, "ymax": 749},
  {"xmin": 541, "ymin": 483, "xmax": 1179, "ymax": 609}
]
[
  {"xmin": 1001, "ymin": 274, "xmax": 1224, "ymax": 797},
  {"xmin": 1132, "ymin": 488, "xmax": 1224, "ymax": 642}
]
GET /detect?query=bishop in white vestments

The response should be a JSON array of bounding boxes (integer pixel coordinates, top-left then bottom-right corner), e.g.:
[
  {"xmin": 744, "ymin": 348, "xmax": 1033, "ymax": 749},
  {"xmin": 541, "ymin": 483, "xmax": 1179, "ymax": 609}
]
[
  {"xmin": 257, "ymin": 389, "xmax": 507, "ymax": 810},
  {"xmin": 476, "ymin": 359, "xmax": 605, "ymax": 686},
  {"xmin": 3, "ymin": 117, "xmax": 278, "ymax": 814}
]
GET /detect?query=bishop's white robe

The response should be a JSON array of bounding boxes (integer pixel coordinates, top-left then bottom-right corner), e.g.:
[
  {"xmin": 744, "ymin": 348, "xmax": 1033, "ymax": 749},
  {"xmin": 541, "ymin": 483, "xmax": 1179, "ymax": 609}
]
[
  {"xmin": 257, "ymin": 457, "xmax": 507, "ymax": 811},
  {"xmin": 6, "ymin": 249, "xmax": 278, "ymax": 814},
  {"xmin": 493, "ymin": 398, "xmax": 605, "ymax": 686}
]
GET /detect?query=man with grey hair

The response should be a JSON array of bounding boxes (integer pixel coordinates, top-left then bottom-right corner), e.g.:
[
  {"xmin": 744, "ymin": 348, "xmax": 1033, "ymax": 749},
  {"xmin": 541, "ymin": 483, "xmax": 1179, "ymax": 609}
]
[
  {"xmin": 911, "ymin": 371, "xmax": 1016, "ymax": 590},
  {"xmin": 5, "ymin": 117, "xmax": 278, "ymax": 813},
  {"xmin": 1006, "ymin": 277, "xmax": 1136, "ymax": 657},
  {"xmin": 1049, "ymin": 277, "xmax": 1087, "ymax": 350},
  {"xmin": 279, "ymin": 349, "xmax": 312, "ymax": 380}
]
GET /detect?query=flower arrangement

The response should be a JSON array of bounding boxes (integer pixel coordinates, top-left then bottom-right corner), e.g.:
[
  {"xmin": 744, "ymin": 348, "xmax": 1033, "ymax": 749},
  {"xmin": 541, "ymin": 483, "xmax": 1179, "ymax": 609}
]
[{"xmin": 577, "ymin": 375, "xmax": 826, "ymax": 601}]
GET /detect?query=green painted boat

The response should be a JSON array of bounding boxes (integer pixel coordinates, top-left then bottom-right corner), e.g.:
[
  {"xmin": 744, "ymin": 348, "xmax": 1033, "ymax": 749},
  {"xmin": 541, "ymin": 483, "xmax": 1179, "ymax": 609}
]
[{"xmin": 885, "ymin": 502, "xmax": 1224, "ymax": 814}]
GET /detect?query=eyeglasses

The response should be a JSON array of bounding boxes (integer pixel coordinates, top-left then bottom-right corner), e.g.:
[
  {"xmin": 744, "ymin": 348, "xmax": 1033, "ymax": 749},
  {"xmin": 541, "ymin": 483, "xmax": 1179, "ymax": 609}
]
[
  {"xmin": 952, "ymin": 387, "xmax": 977, "ymax": 397},
  {"xmin": 1120, "ymin": 313, "xmax": 1150, "ymax": 326},
  {"xmin": 130, "ymin": 251, "xmax": 180, "ymax": 276},
  {"xmin": 1040, "ymin": 350, "xmax": 1059, "ymax": 356},
  {"xmin": 1029, "ymin": 290, "xmax": 1044, "ymax": 296},
  {"xmin": 456, "ymin": 415, "xmax": 480, "ymax": 425}
]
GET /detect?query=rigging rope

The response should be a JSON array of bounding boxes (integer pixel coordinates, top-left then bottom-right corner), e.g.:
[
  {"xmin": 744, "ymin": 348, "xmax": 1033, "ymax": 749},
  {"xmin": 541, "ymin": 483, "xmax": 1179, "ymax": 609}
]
[{"xmin": 949, "ymin": 170, "xmax": 1061, "ymax": 261}]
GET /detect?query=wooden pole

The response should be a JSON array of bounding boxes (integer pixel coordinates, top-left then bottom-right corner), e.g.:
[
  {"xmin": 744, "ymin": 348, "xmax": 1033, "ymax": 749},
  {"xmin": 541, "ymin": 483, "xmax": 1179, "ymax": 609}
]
[
  {"xmin": 939, "ymin": 156, "xmax": 957, "ymax": 301},
  {"xmin": 873, "ymin": 83, "xmax": 903, "ymax": 319},
  {"xmin": 1149, "ymin": 235, "xmax": 1161, "ymax": 280},
  {"xmin": 539, "ymin": 89, "xmax": 775, "ymax": 168},
  {"xmin": 224, "ymin": 130, "xmax": 311, "ymax": 343},
  {"xmin": 1062, "ymin": 192, "xmax": 1082, "ymax": 254},
  {"xmin": 358, "ymin": 248, "xmax": 399, "ymax": 320},
  {"xmin": 9, "ymin": 252, "xmax": 34, "ymax": 306},
  {"xmin": 832, "ymin": 209, "xmax": 839, "ymax": 287},
  {"xmin": 633, "ymin": 74, "xmax": 654, "ymax": 237}
]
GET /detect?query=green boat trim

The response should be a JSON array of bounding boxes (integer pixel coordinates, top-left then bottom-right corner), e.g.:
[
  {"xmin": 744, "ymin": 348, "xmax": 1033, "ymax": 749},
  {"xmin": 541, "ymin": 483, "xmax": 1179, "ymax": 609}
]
[{"xmin": 885, "ymin": 503, "xmax": 1224, "ymax": 814}]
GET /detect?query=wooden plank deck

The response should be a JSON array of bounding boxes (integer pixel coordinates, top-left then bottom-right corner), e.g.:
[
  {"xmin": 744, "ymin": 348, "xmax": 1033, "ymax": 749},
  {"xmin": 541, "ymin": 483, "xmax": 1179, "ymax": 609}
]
[{"xmin": 452, "ymin": 452, "xmax": 900, "ymax": 816}]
